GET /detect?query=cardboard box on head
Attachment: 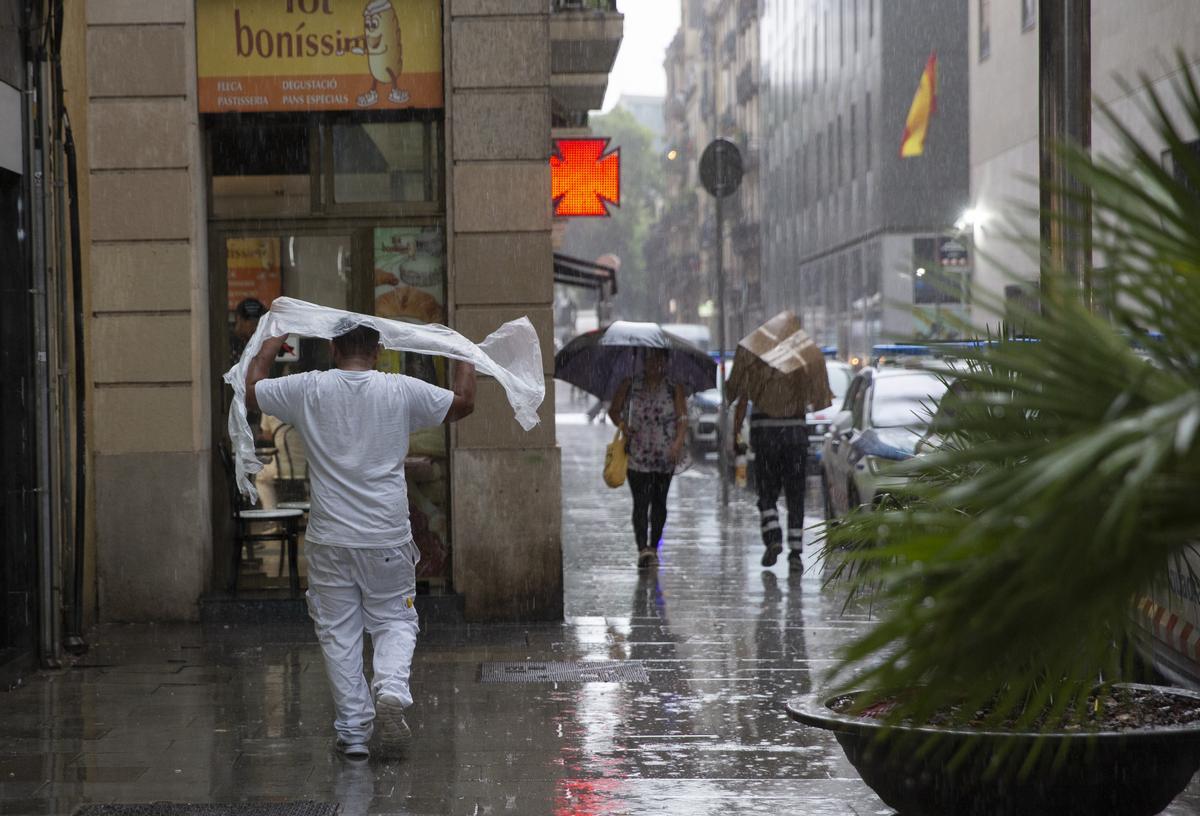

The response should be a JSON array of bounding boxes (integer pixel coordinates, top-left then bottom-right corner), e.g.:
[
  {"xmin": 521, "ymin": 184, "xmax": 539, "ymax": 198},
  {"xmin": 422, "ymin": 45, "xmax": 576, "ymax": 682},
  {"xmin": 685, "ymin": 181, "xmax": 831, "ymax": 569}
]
[{"xmin": 724, "ymin": 311, "xmax": 834, "ymax": 418}]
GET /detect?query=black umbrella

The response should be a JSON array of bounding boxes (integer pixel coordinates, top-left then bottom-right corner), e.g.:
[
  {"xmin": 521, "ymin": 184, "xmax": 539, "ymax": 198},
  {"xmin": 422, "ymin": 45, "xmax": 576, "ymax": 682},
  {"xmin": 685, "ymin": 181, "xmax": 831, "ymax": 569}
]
[{"xmin": 553, "ymin": 321, "xmax": 717, "ymax": 401}]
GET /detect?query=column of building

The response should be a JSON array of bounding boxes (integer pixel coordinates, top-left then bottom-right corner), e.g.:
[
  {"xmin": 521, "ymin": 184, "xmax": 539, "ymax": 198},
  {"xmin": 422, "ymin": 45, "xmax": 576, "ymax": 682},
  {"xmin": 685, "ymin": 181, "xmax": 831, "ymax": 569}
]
[
  {"xmin": 83, "ymin": 0, "xmax": 210, "ymax": 621},
  {"xmin": 446, "ymin": 0, "xmax": 562, "ymax": 622}
]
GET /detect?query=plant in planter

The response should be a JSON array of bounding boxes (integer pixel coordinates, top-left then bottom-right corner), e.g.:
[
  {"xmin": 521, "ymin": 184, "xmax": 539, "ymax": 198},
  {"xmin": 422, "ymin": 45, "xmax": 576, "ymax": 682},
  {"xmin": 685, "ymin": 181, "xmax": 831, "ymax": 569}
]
[{"xmin": 795, "ymin": 60, "xmax": 1200, "ymax": 815}]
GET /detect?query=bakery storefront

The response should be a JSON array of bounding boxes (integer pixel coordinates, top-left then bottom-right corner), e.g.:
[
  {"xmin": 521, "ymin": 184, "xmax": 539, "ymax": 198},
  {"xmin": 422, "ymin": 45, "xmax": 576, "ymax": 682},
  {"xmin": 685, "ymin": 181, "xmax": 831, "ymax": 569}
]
[{"xmin": 200, "ymin": 0, "xmax": 452, "ymax": 594}]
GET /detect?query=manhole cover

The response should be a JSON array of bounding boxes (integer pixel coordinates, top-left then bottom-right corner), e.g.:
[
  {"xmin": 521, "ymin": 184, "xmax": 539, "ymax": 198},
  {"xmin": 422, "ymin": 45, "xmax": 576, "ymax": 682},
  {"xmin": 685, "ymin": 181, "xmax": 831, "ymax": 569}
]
[
  {"xmin": 480, "ymin": 660, "xmax": 649, "ymax": 683},
  {"xmin": 75, "ymin": 805, "xmax": 338, "ymax": 816}
]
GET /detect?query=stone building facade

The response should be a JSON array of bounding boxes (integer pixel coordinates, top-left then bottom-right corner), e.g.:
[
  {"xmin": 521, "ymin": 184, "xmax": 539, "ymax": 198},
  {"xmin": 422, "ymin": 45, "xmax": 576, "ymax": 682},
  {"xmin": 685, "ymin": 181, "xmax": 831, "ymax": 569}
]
[
  {"xmin": 4, "ymin": 0, "xmax": 621, "ymax": 675},
  {"xmin": 759, "ymin": 0, "xmax": 970, "ymax": 356},
  {"xmin": 967, "ymin": 0, "xmax": 1200, "ymax": 324}
]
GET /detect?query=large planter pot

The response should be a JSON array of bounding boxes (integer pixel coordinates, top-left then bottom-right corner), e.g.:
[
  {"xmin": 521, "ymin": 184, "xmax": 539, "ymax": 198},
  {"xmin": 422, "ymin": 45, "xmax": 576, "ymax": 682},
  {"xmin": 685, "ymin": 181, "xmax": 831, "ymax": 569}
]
[{"xmin": 788, "ymin": 684, "xmax": 1200, "ymax": 816}]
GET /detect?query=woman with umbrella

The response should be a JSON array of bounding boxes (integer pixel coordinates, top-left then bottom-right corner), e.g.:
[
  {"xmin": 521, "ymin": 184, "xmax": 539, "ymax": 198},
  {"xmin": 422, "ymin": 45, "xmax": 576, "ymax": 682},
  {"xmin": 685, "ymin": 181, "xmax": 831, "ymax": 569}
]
[
  {"xmin": 556, "ymin": 321, "xmax": 715, "ymax": 568},
  {"xmin": 608, "ymin": 347, "xmax": 688, "ymax": 567}
]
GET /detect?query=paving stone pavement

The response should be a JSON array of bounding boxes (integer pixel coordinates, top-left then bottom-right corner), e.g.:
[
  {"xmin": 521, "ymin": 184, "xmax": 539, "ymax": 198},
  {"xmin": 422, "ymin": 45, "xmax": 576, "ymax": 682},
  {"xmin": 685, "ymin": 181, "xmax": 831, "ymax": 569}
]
[{"xmin": 3, "ymin": 394, "xmax": 1200, "ymax": 814}]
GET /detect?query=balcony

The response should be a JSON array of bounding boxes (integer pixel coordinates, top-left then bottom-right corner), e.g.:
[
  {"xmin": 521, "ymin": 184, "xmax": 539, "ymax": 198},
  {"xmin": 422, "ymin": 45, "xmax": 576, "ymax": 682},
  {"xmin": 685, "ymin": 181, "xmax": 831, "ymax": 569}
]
[{"xmin": 551, "ymin": 0, "xmax": 624, "ymax": 120}]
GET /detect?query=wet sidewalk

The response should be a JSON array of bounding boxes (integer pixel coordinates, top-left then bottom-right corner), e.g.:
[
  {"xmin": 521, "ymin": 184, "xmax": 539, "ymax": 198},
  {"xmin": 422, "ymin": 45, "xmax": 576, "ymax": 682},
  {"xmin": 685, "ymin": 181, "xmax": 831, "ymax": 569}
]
[{"xmin": 4, "ymin": 397, "xmax": 1200, "ymax": 814}]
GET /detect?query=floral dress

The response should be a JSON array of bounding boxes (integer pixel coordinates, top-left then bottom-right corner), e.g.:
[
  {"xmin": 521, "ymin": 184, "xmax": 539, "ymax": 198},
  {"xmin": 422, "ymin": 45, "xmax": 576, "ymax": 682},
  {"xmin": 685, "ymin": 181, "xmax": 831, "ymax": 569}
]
[{"xmin": 626, "ymin": 376, "xmax": 677, "ymax": 474}]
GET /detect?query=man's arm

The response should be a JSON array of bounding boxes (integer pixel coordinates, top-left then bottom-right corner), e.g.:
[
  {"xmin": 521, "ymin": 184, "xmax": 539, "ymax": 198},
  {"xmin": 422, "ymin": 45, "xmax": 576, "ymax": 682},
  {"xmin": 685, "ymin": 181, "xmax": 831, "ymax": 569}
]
[
  {"xmin": 245, "ymin": 335, "xmax": 288, "ymax": 415},
  {"xmin": 443, "ymin": 361, "xmax": 476, "ymax": 423}
]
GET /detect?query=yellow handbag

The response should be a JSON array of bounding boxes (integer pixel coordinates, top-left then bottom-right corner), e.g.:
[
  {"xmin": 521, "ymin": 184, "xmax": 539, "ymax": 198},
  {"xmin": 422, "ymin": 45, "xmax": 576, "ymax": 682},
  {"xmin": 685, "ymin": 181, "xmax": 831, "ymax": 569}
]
[{"xmin": 603, "ymin": 428, "xmax": 628, "ymax": 488}]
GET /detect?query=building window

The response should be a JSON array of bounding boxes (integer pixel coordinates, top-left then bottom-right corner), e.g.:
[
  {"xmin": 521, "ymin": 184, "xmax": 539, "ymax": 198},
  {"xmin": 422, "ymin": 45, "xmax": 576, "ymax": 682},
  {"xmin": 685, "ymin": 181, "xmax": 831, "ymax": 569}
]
[
  {"xmin": 853, "ymin": 0, "xmax": 859, "ymax": 52},
  {"xmin": 913, "ymin": 237, "xmax": 967, "ymax": 305},
  {"xmin": 839, "ymin": 0, "xmax": 845, "ymax": 66},
  {"xmin": 815, "ymin": 133, "xmax": 823, "ymax": 198},
  {"xmin": 837, "ymin": 114, "xmax": 844, "ymax": 186},
  {"xmin": 865, "ymin": 92, "xmax": 872, "ymax": 171},
  {"xmin": 1163, "ymin": 139, "xmax": 1200, "ymax": 196},
  {"xmin": 332, "ymin": 121, "xmax": 439, "ymax": 205},
  {"xmin": 850, "ymin": 104, "xmax": 857, "ymax": 179},
  {"xmin": 827, "ymin": 122, "xmax": 834, "ymax": 197},
  {"xmin": 1021, "ymin": 0, "xmax": 1036, "ymax": 31},
  {"xmin": 979, "ymin": 0, "xmax": 991, "ymax": 61},
  {"xmin": 208, "ymin": 115, "xmax": 443, "ymax": 218},
  {"xmin": 812, "ymin": 20, "xmax": 819, "ymax": 88}
]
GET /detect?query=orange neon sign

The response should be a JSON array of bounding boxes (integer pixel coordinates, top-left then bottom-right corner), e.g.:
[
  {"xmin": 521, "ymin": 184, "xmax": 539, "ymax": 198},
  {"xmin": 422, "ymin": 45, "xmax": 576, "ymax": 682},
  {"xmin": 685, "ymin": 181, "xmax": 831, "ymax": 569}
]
[{"xmin": 550, "ymin": 138, "xmax": 621, "ymax": 217}]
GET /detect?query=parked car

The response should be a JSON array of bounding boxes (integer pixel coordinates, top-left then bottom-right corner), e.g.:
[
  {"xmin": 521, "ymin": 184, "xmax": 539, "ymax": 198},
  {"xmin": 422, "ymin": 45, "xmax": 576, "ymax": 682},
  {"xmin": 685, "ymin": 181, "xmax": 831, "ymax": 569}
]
[
  {"xmin": 821, "ymin": 367, "xmax": 949, "ymax": 521},
  {"xmin": 687, "ymin": 385, "xmax": 724, "ymax": 454},
  {"xmin": 806, "ymin": 360, "xmax": 854, "ymax": 471},
  {"xmin": 686, "ymin": 359, "xmax": 753, "ymax": 478}
]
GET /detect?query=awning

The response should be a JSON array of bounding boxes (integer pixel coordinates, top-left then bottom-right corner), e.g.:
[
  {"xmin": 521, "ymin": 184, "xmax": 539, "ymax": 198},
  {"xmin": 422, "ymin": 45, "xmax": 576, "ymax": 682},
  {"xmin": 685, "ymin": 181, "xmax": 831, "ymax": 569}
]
[{"xmin": 553, "ymin": 252, "xmax": 617, "ymax": 296}]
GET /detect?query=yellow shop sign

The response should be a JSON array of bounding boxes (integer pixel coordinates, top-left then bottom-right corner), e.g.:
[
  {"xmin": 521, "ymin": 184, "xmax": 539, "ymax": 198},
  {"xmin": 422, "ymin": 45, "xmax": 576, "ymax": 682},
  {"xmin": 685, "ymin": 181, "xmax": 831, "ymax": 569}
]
[{"xmin": 197, "ymin": 0, "xmax": 442, "ymax": 113}]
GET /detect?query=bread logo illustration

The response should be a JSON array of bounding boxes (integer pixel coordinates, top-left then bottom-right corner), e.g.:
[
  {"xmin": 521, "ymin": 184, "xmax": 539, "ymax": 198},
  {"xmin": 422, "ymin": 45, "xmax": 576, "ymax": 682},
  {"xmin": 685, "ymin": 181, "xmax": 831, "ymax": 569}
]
[{"xmin": 352, "ymin": 0, "xmax": 408, "ymax": 106}]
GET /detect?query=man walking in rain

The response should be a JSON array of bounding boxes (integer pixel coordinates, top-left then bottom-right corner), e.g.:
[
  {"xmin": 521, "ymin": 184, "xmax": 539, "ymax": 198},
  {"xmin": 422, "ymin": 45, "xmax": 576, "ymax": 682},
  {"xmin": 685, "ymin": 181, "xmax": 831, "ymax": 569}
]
[
  {"xmin": 246, "ymin": 319, "xmax": 475, "ymax": 759},
  {"xmin": 732, "ymin": 394, "xmax": 808, "ymax": 569}
]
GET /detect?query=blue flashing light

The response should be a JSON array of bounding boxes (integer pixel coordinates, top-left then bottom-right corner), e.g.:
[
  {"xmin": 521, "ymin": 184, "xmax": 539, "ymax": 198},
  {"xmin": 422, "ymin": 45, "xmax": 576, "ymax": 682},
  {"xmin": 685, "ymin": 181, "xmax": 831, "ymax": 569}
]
[{"xmin": 872, "ymin": 344, "xmax": 931, "ymax": 356}]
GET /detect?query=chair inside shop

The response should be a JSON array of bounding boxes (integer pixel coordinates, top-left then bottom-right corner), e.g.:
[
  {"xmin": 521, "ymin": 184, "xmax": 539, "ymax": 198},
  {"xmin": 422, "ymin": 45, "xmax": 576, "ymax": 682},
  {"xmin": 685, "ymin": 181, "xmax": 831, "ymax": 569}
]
[
  {"xmin": 272, "ymin": 422, "xmax": 310, "ymax": 504},
  {"xmin": 218, "ymin": 442, "xmax": 304, "ymax": 595}
]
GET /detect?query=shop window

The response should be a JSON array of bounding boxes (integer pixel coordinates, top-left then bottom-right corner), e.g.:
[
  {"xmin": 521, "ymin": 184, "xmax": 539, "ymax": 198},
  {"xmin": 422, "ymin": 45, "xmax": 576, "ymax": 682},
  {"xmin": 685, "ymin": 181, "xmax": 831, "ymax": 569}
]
[
  {"xmin": 210, "ymin": 119, "xmax": 314, "ymax": 218},
  {"xmin": 332, "ymin": 120, "xmax": 439, "ymax": 205},
  {"xmin": 371, "ymin": 225, "xmax": 450, "ymax": 582},
  {"xmin": 207, "ymin": 115, "xmax": 443, "ymax": 218},
  {"xmin": 913, "ymin": 236, "xmax": 967, "ymax": 305}
]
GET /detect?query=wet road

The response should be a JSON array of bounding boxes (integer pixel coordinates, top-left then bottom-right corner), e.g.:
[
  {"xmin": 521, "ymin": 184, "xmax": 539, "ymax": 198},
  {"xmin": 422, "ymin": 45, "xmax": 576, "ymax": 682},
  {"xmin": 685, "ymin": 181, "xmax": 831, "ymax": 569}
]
[{"xmin": 2, "ymin": 394, "xmax": 1200, "ymax": 814}]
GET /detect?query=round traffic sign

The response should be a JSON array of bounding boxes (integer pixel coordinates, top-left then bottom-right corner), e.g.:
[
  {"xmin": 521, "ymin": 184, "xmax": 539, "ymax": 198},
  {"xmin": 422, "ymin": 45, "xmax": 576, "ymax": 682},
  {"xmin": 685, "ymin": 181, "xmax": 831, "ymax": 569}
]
[{"xmin": 699, "ymin": 138, "xmax": 743, "ymax": 199}]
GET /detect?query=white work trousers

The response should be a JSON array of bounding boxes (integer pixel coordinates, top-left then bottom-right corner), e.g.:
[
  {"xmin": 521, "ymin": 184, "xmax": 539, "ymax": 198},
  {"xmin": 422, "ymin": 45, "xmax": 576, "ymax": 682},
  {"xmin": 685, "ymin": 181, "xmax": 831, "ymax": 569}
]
[{"xmin": 305, "ymin": 541, "xmax": 420, "ymax": 744}]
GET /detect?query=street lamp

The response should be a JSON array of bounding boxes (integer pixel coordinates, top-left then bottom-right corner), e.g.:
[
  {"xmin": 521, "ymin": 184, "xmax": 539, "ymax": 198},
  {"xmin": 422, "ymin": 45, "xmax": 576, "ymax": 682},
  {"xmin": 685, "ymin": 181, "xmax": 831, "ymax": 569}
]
[{"xmin": 954, "ymin": 207, "xmax": 987, "ymax": 234}]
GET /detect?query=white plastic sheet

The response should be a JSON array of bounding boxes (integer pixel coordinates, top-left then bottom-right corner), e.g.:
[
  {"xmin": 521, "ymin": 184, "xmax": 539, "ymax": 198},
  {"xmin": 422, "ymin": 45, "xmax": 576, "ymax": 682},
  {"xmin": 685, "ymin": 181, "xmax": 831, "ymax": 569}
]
[{"xmin": 224, "ymin": 297, "xmax": 544, "ymax": 500}]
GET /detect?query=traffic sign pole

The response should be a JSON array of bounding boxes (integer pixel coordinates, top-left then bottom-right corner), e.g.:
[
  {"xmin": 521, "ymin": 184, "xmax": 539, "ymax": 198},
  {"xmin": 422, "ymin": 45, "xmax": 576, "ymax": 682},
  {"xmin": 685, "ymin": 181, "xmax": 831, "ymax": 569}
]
[
  {"xmin": 699, "ymin": 139, "xmax": 743, "ymax": 499},
  {"xmin": 716, "ymin": 191, "xmax": 729, "ymax": 496}
]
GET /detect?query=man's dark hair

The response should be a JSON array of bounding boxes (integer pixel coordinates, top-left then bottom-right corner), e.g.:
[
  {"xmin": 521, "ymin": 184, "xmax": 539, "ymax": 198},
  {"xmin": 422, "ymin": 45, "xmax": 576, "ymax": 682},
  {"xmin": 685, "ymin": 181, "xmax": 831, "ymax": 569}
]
[
  {"xmin": 235, "ymin": 298, "xmax": 265, "ymax": 320},
  {"xmin": 332, "ymin": 324, "xmax": 381, "ymax": 358}
]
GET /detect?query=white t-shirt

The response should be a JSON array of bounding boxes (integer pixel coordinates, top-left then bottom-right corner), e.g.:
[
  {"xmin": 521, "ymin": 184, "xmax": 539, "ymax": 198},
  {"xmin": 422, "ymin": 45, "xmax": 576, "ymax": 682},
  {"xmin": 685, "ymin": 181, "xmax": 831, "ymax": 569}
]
[{"xmin": 255, "ymin": 369, "xmax": 454, "ymax": 548}]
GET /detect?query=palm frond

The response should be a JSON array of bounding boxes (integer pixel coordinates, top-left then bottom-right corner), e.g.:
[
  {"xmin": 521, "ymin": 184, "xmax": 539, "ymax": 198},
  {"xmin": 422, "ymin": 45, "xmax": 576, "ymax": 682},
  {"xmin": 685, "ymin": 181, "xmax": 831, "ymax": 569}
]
[{"xmin": 822, "ymin": 56, "xmax": 1200, "ymax": 729}]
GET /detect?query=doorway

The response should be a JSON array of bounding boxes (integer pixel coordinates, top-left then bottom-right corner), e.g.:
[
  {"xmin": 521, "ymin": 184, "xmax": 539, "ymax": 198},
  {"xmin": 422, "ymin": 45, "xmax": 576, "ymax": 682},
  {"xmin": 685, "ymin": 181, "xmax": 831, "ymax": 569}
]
[
  {"xmin": 0, "ymin": 167, "xmax": 38, "ymax": 667},
  {"xmin": 209, "ymin": 221, "xmax": 451, "ymax": 596}
]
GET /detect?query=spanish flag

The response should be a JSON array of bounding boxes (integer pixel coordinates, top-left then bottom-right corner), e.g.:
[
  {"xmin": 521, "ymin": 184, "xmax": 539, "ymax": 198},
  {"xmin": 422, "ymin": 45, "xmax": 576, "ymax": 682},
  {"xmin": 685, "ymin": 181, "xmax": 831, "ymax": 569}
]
[{"xmin": 900, "ymin": 52, "xmax": 938, "ymax": 158}]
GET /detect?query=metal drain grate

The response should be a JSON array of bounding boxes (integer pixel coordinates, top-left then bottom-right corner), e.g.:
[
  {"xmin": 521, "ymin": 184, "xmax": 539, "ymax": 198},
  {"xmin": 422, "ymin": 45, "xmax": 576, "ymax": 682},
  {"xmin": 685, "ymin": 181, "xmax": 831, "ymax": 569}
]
[
  {"xmin": 480, "ymin": 660, "xmax": 649, "ymax": 683},
  {"xmin": 75, "ymin": 805, "xmax": 338, "ymax": 816}
]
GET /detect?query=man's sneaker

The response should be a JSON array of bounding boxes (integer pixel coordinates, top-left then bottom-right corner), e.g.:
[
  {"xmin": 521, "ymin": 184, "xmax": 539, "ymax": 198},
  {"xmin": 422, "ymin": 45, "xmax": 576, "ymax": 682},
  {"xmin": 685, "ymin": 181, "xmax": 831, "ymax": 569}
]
[
  {"xmin": 637, "ymin": 549, "xmax": 658, "ymax": 568},
  {"xmin": 761, "ymin": 542, "xmax": 783, "ymax": 567},
  {"xmin": 787, "ymin": 550, "xmax": 803, "ymax": 570},
  {"xmin": 336, "ymin": 740, "xmax": 370, "ymax": 760},
  {"xmin": 376, "ymin": 694, "xmax": 412, "ymax": 754}
]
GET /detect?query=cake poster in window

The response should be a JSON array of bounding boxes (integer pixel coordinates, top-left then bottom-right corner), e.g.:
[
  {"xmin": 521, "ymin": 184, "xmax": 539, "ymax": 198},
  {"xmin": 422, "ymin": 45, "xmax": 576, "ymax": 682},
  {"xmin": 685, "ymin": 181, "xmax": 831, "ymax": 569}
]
[{"xmin": 373, "ymin": 226, "xmax": 445, "ymax": 325}]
